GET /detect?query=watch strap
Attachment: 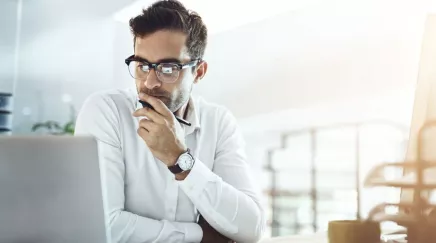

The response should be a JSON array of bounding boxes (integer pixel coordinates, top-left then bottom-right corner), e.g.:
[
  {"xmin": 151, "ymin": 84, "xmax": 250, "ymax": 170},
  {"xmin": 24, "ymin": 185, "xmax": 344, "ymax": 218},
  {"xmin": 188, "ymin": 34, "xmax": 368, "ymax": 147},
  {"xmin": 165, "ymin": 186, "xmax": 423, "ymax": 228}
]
[{"xmin": 168, "ymin": 163, "xmax": 184, "ymax": 174}]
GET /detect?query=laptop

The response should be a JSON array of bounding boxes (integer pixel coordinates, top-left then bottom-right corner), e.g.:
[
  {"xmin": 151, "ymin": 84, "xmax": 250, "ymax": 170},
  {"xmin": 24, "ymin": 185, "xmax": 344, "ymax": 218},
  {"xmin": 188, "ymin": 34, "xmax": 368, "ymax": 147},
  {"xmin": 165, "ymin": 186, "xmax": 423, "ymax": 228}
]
[{"xmin": 0, "ymin": 136, "xmax": 110, "ymax": 243}]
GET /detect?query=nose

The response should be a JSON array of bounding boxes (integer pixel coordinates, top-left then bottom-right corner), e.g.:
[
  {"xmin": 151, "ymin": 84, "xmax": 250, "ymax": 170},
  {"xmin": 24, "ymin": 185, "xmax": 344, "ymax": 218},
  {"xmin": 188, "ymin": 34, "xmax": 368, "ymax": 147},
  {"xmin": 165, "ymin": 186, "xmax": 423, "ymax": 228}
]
[{"xmin": 144, "ymin": 69, "xmax": 162, "ymax": 90}]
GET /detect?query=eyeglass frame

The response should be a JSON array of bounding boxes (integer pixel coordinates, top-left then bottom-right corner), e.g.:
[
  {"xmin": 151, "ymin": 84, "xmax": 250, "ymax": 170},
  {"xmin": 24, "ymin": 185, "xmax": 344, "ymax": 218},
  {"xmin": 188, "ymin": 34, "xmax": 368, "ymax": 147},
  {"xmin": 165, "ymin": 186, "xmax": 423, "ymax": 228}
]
[{"xmin": 124, "ymin": 55, "xmax": 201, "ymax": 83}]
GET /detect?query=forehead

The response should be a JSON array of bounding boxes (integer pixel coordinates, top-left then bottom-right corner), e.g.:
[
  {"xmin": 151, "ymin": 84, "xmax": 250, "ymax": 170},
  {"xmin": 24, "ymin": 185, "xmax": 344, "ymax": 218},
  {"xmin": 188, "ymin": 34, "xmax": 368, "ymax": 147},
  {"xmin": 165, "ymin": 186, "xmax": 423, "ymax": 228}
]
[{"xmin": 134, "ymin": 30, "xmax": 190, "ymax": 62}]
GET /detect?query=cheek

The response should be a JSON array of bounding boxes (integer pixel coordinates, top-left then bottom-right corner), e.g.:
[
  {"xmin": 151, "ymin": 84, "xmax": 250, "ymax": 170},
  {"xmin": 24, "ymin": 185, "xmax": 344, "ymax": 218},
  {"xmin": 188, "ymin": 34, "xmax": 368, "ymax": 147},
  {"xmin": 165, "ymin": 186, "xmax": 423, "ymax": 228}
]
[
  {"xmin": 160, "ymin": 83, "xmax": 179, "ymax": 97},
  {"xmin": 136, "ymin": 79, "xmax": 143, "ymax": 89},
  {"xmin": 165, "ymin": 81, "xmax": 190, "ymax": 100},
  {"xmin": 178, "ymin": 78, "xmax": 193, "ymax": 95},
  {"xmin": 179, "ymin": 71, "xmax": 195, "ymax": 88}
]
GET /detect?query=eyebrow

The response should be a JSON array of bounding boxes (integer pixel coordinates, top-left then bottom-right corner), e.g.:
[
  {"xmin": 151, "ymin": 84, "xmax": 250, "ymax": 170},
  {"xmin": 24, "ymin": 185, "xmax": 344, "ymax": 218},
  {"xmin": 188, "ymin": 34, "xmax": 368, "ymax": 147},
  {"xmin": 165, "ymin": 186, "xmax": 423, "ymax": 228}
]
[{"xmin": 134, "ymin": 55, "xmax": 182, "ymax": 64}]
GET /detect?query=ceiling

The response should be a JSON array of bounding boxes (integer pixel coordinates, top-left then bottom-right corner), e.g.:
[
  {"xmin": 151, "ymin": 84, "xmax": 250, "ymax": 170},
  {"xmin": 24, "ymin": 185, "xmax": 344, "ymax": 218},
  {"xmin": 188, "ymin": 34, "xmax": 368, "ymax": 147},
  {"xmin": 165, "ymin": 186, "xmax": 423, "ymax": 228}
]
[
  {"xmin": 2, "ymin": 0, "xmax": 435, "ymax": 55},
  {"xmin": 113, "ymin": 0, "xmax": 324, "ymax": 34},
  {"xmin": 0, "ymin": 0, "xmax": 363, "ymax": 49}
]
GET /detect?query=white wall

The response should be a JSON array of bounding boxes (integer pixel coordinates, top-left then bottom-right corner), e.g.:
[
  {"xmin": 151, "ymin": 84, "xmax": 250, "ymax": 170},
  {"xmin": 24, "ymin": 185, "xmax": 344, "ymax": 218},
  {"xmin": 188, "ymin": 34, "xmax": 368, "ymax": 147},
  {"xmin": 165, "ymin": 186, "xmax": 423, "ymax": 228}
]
[
  {"xmin": 112, "ymin": 21, "xmax": 136, "ymax": 90},
  {"xmin": 11, "ymin": 3, "xmax": 119, "ymax": 133},
  {"xmin": 9, "ymin": 0, "xmax": 428, "ymax": 135},
  {"xmin": 0, "ymin": 0, "xmax": 18, "ymax": 93},
  {"xmin": 111, "ymin": 0, "xmax": 426, "ymax": 122},
  {"xmin": 194, "ymin": 1, "xmax": 426, "ymax": 119}
]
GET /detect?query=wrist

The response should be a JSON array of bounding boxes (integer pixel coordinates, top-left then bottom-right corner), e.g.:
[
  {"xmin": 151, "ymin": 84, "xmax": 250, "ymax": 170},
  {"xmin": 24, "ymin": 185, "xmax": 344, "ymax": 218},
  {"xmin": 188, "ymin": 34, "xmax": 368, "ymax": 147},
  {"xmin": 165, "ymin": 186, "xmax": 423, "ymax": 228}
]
[
  {"xmin": 168, "ymin": 148, "xmax": 195, "ymax": 177},
  {"xmin": 166, "ymin": 147, "xmax": 186, "ymax": 166},
  {"xmin": 175, "ymin": 170, "xmax": 190, "ymax": 180}
]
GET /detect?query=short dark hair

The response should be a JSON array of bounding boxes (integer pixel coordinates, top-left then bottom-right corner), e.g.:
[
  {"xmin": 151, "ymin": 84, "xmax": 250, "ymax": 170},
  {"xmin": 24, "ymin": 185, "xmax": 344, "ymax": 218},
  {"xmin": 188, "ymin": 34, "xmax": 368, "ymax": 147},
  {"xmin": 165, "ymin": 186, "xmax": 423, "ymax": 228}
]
[{"xmin": 129, "ymin": 0, "xmax": 208, "ymax": 60}]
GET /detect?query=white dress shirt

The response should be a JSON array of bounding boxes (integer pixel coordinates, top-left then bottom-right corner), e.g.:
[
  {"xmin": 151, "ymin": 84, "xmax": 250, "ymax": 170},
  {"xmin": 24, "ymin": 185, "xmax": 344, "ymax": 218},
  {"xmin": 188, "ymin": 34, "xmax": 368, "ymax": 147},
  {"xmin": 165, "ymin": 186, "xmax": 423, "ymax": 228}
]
[{"xmin": 74, "ymin": 88, "xmax": 265, "ymax": 243}]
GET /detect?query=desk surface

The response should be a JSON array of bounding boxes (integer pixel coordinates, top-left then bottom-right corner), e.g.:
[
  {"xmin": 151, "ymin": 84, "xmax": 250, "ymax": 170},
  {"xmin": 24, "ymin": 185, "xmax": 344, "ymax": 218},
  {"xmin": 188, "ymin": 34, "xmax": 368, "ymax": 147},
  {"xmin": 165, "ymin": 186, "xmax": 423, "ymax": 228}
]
[{"xmin": 259, "ymin": 233, "xmax": 327, "ymax": 243}]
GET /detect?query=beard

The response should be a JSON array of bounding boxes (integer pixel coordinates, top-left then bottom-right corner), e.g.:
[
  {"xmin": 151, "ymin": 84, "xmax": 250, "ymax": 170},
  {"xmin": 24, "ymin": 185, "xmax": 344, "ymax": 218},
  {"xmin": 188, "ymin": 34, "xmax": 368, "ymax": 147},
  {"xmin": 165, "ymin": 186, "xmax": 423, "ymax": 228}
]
[{"xmin": 139, "ymin": 87, "xmax": 191, "ymax": 113}]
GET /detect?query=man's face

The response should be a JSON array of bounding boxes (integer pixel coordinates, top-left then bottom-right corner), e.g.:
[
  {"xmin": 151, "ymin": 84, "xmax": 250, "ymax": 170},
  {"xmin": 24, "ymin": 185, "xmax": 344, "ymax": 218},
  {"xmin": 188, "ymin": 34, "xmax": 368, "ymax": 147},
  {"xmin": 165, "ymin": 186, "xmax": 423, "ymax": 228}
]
[{"xmin": 134, "ymin": 30, "xmax": 198, "ymax": 113}]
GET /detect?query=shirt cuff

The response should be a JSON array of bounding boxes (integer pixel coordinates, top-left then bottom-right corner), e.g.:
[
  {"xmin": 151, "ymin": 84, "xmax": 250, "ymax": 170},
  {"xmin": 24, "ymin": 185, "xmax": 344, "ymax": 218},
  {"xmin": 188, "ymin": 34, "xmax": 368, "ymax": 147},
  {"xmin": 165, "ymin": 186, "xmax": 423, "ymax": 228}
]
[
  {"xmin": 183, "ymin": 222, "xmax": 203, "ymax": 243},
  {"xmin": 178, "ymin": 158, "xmax": 216, "ymax": 199}
]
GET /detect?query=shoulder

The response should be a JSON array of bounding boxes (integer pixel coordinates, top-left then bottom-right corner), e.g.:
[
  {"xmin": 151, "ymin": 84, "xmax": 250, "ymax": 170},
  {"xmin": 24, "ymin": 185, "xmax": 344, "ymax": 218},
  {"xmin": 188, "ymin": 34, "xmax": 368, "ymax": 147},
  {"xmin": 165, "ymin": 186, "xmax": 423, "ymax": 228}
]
[
  {"xmin": 193, "ymin": 96, "xmax": 238, "ymax": 131},
  {"xmin": 75, "ymin": 89, "xmax": 135, "ymax": 141},
  {"xmin": 194, "ymin": 97, "xmax": 245, "ymax": 150},
  {"xmin": 81, "ymin": 89, "xmax": 135, "ymax": 111},
  {"xmin": 194, "ymin": 96, "xmax": 233, "ymax": 121}
]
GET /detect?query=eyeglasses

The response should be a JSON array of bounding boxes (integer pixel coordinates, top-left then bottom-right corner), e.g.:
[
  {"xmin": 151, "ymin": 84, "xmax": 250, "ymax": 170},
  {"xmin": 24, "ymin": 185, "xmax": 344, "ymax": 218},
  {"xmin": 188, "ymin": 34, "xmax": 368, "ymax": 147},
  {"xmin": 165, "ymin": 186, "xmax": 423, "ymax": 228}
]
[{"xmin": 125, "ymin": 55, "xmax": 199, "ymax": 83}]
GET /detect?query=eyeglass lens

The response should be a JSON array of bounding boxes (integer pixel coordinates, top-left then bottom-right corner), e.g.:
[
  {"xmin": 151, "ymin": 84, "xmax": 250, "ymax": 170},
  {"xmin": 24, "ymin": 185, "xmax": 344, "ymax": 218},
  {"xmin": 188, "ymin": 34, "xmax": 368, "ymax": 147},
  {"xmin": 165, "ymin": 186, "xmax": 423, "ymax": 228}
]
[{"xmin": 128, "ymin": 61, "xmax": 180, "ymax": 83}]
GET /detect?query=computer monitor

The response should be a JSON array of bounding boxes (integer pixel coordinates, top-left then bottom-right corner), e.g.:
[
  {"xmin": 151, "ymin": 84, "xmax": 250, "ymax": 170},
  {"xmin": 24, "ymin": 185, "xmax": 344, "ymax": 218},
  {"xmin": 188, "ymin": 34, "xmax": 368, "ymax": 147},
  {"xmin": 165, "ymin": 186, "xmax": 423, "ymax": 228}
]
[{"xmin": 0, "ymin": 136, "xmax": 110, "ymax": 243}]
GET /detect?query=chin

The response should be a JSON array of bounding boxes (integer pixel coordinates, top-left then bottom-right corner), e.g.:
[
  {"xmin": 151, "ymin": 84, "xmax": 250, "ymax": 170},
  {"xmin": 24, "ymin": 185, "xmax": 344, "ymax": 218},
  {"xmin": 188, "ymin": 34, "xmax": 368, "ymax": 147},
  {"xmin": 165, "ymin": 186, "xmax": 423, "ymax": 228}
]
[
  {"xmin": 159, "ymin": 98, "xmax": 173, "ymax": 109},
  {"xmin": 168, "ymin": 105, "xmax": 179, "ymax": 113}
]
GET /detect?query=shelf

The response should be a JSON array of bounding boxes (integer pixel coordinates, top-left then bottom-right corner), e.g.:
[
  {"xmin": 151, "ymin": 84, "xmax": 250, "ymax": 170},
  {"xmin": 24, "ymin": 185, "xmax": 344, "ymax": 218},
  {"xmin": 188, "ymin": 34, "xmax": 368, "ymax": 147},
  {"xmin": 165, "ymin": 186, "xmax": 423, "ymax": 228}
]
[
  {"xmin": 367, "ymin": 180, "xmax": 436, "ymax": 189},
  {"xmin": 364, "ymin": 161, "xmax": 436, "ymax": 188}
]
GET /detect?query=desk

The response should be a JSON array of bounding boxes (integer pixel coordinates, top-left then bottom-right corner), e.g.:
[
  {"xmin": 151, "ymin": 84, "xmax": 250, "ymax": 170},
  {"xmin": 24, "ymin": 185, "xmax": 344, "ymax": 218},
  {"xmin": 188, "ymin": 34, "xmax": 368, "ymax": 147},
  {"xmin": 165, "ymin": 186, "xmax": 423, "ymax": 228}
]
[{"xmin": 259, "ymin": 234, "xmax": 327, "ymax": 243}]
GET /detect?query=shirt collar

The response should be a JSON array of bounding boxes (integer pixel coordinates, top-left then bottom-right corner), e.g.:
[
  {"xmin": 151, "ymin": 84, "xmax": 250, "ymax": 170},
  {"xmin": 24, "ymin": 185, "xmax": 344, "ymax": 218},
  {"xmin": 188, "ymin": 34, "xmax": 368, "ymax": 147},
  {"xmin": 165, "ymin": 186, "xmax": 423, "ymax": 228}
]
[
  {"xmin": 184, "ymin": 97, "xmax": 201, "ymax": 135},
  {"xmin": 132, "ymin": 89, "xmax": 200, "ymax": 135}
]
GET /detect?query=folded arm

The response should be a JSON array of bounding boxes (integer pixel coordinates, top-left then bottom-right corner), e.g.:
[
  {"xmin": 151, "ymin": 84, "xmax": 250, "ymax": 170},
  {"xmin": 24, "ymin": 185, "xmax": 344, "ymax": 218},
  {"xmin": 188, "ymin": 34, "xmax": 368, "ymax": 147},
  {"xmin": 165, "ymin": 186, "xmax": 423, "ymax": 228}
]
[{"xmin": 74, "ymin": 94, "xmax": 202, "ymax": 243}]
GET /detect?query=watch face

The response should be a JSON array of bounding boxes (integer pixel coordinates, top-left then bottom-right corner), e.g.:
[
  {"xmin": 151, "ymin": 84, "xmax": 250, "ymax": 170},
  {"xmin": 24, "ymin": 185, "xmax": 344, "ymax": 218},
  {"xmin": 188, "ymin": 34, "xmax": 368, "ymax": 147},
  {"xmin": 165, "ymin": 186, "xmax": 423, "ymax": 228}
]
[{"xmin": 178, "ymin": 153, "xmax": 194, "ymax": 171}]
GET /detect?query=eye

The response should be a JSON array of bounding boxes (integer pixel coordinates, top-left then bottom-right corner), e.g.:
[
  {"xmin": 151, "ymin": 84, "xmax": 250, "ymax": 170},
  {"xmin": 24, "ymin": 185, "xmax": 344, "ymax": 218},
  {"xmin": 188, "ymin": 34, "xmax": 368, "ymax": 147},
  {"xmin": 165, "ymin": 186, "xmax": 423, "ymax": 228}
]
[
  {"xmin": 161, "ymin": 66, "xmax": 173, "ymax": 74},
  {"xmin": 138, "ymin": 63, "xmax": 150, "ymax": 72},
  {"xmin": 158, "ymin": 64, "xmax": 179, "ymax": 76}
]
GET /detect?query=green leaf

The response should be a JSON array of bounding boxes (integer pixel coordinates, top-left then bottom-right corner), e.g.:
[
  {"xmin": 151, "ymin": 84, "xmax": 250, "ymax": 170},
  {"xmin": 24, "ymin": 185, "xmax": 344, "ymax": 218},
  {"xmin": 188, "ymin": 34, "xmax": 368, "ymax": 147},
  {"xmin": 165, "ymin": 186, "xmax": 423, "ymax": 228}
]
[
  {"xmin": 31, "ymin": 123, "xmax": 46, "ymax": 131},
  {"xmin": 63, "ymin": 121, "xmax": 75, "ymax": 135}
]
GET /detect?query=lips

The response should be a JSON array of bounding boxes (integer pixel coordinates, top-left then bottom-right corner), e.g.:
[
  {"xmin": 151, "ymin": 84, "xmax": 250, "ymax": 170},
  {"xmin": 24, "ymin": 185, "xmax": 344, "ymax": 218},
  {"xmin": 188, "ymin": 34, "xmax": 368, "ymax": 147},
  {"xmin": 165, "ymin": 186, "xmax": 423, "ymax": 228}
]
[
  {"xmin": 142, "ymin": 92, "xmax": 167, "ymax": 98},
  {"xmin": 150, "ymin": 95, "xmax": 167, "ymax": 100}
]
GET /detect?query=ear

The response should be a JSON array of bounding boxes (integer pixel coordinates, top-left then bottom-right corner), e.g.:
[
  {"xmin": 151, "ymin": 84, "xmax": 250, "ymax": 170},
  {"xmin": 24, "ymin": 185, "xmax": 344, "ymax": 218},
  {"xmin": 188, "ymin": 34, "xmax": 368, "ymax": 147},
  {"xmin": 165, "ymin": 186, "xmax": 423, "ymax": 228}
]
[{"xmin": 193, "ymin": 61, "xmax": 208, "ymax": 84}]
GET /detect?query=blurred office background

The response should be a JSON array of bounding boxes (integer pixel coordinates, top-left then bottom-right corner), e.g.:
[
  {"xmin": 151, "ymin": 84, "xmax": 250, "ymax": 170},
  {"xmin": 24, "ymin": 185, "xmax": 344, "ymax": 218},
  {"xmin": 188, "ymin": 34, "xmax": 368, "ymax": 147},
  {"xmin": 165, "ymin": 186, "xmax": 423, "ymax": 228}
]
[{"xmin": 2, "ymin": 0, "xmax": 436, "ymax": 238}]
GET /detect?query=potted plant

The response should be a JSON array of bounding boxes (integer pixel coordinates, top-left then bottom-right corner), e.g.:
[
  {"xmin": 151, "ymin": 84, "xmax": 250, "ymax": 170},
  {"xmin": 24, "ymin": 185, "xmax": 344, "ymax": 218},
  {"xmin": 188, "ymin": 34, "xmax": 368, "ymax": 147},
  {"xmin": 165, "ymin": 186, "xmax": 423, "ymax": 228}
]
[{"xmin": 31, "ymin": 105, "xmax": 76, "ymax": 135}]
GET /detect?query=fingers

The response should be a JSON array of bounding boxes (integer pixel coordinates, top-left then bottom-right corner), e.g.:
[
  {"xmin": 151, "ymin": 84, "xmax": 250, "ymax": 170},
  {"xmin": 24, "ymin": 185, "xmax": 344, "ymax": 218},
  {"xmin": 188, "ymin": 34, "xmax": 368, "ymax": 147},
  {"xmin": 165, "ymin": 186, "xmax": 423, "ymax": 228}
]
[
  {"xmin": 137, "ymin": 119, "xmax": 160, "ymax": 146},
  {"xmin": 138, "ymin": 92, "xmax": 173, "ymax": 118},
  {"xmin": 138, "ymin": 118, "xmax": 159, "ymax": 132},
  {"xmin": 137, "ymin": 125, "xmax": 148, "ymax": 137},
  {"xmin": 133, "ymin": 107, "xmax": 166, "ymax": 124}
]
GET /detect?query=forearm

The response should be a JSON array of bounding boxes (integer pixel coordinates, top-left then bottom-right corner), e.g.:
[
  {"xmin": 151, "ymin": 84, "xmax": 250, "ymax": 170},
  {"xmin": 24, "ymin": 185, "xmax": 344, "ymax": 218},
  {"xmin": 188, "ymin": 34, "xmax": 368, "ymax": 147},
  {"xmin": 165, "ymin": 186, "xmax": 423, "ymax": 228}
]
[
  {"xmin": 178, "ymin": 161, "xmax": 265, "ymax": 243},
  {"xmin": 110, "ymin": 210, "xmax": 202, "ymax": 243},
  {"xmin": 73, "ymin": 95, "xmax": 205, "ymax": 242}
]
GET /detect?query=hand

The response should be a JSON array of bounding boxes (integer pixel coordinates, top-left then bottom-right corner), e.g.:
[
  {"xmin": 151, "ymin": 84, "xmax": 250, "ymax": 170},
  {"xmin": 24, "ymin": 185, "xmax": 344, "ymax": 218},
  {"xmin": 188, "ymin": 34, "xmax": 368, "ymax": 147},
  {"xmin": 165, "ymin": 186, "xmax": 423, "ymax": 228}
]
[
  {"xmin": 133, "ymin": 93, "xmax": 187, "ymax": 166},
  {"xmin": 198, "ymin": 215, "xmax": 236, "ymax": 243}
]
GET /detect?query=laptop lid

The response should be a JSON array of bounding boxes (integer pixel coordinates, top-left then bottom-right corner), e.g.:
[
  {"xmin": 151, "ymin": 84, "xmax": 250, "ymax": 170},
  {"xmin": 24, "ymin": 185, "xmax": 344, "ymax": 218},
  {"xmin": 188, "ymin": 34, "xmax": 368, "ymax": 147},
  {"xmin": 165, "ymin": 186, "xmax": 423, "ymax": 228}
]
[{"xmin": 0, "ymin": 136, "xmax": 109, "ymax": 243}]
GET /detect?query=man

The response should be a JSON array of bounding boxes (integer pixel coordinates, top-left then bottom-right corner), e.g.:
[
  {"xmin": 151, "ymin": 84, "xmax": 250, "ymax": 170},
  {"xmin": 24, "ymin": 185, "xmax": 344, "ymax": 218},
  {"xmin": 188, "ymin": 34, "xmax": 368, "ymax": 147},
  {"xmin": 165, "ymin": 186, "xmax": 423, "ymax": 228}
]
[{"xmin": 75, "ymin": 0, "xmax": 265, "ymax": 242}]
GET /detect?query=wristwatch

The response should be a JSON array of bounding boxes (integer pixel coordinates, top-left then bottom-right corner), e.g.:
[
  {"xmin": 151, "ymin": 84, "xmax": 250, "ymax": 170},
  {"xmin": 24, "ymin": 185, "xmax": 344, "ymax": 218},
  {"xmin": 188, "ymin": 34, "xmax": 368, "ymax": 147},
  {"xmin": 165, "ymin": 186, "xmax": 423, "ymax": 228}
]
[{"xmin": 168, "ymin": 148, "xmax": 195, "ymax": 174}]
